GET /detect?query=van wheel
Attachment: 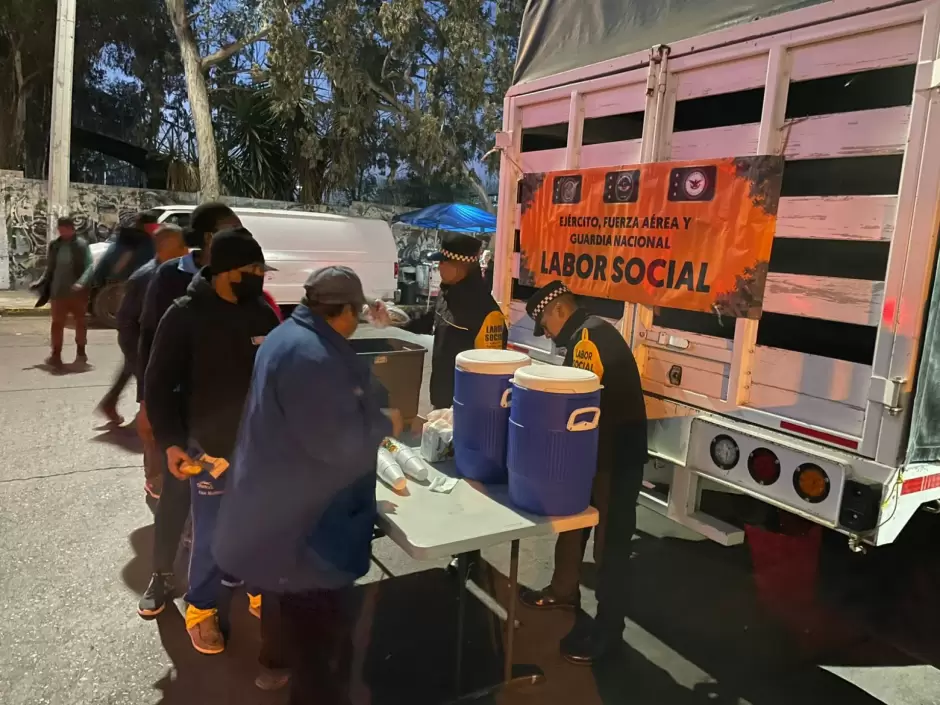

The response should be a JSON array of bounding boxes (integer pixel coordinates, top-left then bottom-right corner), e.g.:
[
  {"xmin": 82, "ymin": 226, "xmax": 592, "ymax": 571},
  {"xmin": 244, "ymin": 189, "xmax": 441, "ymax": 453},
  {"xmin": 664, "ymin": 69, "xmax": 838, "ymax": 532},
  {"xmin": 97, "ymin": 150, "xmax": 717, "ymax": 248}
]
[{"xmin": 91, "ymin": 282, "xmax": 124, "ymax": 329}]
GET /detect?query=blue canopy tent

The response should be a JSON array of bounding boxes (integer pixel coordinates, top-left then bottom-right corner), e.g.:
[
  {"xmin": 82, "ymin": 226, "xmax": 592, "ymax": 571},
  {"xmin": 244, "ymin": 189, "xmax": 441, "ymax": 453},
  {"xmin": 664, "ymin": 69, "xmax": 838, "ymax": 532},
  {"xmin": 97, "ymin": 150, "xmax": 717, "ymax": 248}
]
[{"xmin": 392, "ymin": 202, "xmax": 497, "ymax": 234}]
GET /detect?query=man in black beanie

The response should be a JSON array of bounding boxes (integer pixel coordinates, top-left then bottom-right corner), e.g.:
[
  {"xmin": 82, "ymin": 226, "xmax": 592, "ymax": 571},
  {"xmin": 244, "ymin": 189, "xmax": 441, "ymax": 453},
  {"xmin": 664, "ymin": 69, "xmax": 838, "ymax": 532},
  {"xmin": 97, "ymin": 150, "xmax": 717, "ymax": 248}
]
[
  {"xmin": 144, "ymin": 227, "xmax": 279, "ymax": 655},
  {"xmin": 137, "ymin": 202, "xmax": 240, "ymax": 619}
]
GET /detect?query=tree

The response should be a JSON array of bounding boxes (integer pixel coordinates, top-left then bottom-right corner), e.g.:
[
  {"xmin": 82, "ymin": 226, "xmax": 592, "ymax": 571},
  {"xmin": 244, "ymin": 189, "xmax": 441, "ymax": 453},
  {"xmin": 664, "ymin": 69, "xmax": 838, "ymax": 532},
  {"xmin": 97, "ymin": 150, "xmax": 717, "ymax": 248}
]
[
  {"xmin": 164, "ymin": 0, "xmax": 277, "ymax": 199},
  {"xmin": 254, "ymin": 0, "xmax": 525, "ymax": 207}
]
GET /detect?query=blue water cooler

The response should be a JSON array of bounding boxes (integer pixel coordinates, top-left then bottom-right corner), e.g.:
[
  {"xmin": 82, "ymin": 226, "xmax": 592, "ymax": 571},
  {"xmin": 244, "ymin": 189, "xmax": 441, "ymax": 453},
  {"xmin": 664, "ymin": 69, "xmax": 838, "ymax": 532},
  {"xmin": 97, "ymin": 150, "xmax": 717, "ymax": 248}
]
[
  {"xmin": 507, "ymin": 365, "xmax": 602, "ymax": 515},
  {"xmin": 452, "ymin": 349, "xmax": 531, "ymax": 483}
]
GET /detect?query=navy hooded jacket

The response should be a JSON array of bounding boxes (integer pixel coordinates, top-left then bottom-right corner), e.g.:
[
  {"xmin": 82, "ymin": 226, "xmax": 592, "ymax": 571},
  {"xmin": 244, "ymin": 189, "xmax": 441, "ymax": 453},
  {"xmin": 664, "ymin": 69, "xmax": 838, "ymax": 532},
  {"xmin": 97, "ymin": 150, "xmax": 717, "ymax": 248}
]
[{"xmin": 213, "ymin": 305, "xmax": 392, "ymax": 593}]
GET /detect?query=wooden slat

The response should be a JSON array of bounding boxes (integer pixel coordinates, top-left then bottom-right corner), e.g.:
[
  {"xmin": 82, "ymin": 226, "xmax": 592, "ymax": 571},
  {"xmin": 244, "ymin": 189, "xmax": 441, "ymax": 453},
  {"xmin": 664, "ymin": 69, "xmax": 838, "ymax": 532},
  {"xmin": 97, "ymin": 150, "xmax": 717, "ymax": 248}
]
[
  {"xmin": 521, "ymin": 149, "xmax": 566, "ymax": 174},
  {"xmin": 763, "ymin": 273, "xmax": 885, "ymax": 326},
  {"xmin": 751, "ymin": 346, "xmax": 871, "ymax": 409},
  {"xmin": 746, "ymin": 383, "xmax": 865, "ymax": 437},
  {"xmin": 790, "ymin": 22, "xmax": 921, "ymax": 82},
  {"xmin": 775, "ymin": 196, "xmax": 897, "ymax": 241},
  {"xmin": 646, "ymin": 348, "xmax": 731, "ymax": 377},
  {"xmin": 644, "ymin": 326, "xmax": 734, "ymax": 364},
  {"xmin": 580, "ymin": 140, "xmax": 642, "ymax": 169},
  {"xmin": 670, "ymin": 106, "xmax": 910, "ymax": 162},
  {"xmin": 646, "ymin": 352, "xmax": 729, "ymax": 399},
  {"xmin": 675, "ymin": 54, "xmax": 769, "ymax": 101},
  {"xmin": 583, "ymin": 85, "xmax": 647, "ymax": 120},
  {"xmin": 520, "ymin": 99, "xmax": 571, "ymax": 128},
  {"xmin": 783, "ymin": 106, "xmax": 910, "ymax": 160},
  {"xmin": 671, "ymin": 123, "xmax": 759, "ymax": 162}
]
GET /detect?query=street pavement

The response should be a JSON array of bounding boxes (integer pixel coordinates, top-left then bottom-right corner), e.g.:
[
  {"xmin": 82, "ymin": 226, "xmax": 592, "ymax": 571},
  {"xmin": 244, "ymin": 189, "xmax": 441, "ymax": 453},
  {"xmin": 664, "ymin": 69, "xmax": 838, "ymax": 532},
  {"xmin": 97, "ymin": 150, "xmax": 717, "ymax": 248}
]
[{"xmin": 2, "ymin": 316, "xmax": 940, "ymax": 705}]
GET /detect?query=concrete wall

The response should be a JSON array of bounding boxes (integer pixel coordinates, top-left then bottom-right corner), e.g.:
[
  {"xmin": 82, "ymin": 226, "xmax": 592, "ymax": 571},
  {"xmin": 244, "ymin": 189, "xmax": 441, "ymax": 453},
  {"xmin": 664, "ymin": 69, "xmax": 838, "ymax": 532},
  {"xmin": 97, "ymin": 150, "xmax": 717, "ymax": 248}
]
[{"xmin": 0, "ymin": 171, "xmax": 410, "ymax": 289}]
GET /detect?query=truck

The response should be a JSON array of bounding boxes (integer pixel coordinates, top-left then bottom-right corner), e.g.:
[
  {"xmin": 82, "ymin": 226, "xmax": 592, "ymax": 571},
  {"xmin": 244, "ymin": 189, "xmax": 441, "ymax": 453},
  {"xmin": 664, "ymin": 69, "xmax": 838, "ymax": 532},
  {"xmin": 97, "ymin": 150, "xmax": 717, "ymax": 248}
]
[{"xmin": 490, "ymin": 0, "xmax": 940, "ymax": 549}]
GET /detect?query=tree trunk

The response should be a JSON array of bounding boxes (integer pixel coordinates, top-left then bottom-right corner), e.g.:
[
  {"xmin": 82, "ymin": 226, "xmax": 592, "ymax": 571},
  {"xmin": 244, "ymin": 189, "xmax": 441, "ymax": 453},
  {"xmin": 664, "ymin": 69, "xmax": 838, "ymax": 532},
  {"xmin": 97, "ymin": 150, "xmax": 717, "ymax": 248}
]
[
  {"xmin": 166, "ymin": 0, "xmax": 220, "ymax": 200},
  {"xmin": 11, "ymin": 46, "xmax": 28, "ymax": 172},
  {"xmin": 467, "ymin": 169, "xmax": 494, "ymax": 213}
]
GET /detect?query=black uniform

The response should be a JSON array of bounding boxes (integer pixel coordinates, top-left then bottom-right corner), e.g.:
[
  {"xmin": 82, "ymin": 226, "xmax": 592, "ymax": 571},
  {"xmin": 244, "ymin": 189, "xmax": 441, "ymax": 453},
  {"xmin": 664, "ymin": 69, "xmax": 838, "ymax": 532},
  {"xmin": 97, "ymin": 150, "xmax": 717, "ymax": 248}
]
[
  {"xmin": 407, "ymin": 231, "xmax": 507, "ymax": 409},
  {"xmin": 527, "ymin": 281, "xmax": 647, "ymax": 642},
  {"xmin": 144, "ymin": 267, "xmax": 279, "ymax": 458}
]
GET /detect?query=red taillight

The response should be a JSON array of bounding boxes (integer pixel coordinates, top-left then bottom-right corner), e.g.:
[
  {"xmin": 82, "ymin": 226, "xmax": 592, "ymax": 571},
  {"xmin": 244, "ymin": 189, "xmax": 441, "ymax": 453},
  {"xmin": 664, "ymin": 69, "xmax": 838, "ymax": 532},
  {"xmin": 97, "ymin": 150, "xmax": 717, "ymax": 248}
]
[
  {"xmin": 748, "ymin": 448, "xmax": 781, "ymax": 486},
  {"xmin": 394, "ymin": 262, "xmax": 400, "ymax": 278}
]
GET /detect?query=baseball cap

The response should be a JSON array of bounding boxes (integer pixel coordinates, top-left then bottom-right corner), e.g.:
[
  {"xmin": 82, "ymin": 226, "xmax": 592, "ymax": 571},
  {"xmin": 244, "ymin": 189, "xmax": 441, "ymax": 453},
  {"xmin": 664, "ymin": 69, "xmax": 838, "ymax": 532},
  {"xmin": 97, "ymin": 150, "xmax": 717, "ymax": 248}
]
[
  {"xmin": 526, "ymin": 280, "xmax": 572, "ymax": 336},
  {"xmin": 209, "ymin": 227, "xmax": 275, "ymax": 275},
  {"xmin": 304, "ymin": 266, "xmax": 367, "ymax": 308}
]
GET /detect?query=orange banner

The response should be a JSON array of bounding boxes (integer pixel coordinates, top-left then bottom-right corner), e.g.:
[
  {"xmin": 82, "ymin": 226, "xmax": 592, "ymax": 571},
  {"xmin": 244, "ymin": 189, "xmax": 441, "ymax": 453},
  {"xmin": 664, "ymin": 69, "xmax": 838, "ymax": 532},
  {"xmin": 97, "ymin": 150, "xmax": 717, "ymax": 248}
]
[{"xmin": 518, "ymin": 156, "xmax": 784, "ymax": 318}]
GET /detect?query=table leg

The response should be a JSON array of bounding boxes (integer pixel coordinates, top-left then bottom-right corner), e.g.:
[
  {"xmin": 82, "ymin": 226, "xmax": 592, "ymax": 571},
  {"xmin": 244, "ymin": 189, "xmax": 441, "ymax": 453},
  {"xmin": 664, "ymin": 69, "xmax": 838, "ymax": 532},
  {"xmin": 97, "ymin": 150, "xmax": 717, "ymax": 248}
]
[
  {"xmin": 444, "ymin": 542, "xmax": 543, "ymax": 704},
  {"xmin": 455, "ymin": 552, "xmax": 469, "ymax": 695},
  {"xmin": 504, "ymin": 540, "xmax": 519, "ymax": 683}
]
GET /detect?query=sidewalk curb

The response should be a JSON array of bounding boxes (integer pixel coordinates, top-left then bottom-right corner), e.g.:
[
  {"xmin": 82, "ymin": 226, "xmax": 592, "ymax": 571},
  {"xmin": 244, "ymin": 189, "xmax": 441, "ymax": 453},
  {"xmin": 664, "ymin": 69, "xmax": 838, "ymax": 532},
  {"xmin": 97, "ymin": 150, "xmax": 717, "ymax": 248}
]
[{"xmin": 0, "ymin": 307, "xmax": 51, "ymax": 317}]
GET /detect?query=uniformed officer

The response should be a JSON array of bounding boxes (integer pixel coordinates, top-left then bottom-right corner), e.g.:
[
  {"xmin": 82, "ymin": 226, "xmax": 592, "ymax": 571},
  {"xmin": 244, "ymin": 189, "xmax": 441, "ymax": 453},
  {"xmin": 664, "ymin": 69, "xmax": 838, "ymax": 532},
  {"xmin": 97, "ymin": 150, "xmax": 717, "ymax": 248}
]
[
  {"xmin": 519, "ymin": 280, "xmax": 648, "ymax": 664},
  {"xmin": 407, "ymin": 232, "xmax": 507, "ymax": 409}
]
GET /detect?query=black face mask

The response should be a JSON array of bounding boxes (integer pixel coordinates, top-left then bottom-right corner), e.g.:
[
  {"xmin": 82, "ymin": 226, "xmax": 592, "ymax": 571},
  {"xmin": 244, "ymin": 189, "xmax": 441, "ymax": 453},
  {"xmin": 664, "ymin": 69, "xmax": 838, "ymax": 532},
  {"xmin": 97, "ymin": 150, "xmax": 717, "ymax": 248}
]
[{"xmin": 232, "ymin": 273, "xmax": 264, "ymax": 304}]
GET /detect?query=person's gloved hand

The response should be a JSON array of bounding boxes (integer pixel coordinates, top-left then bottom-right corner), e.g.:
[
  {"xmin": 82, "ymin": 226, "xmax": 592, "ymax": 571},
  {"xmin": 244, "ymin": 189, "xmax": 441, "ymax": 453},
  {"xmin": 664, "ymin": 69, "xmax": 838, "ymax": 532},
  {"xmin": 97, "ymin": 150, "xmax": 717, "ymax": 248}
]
[{"xmin": 365, "ymin": 299, "xmax": 393, "ymax": 328}]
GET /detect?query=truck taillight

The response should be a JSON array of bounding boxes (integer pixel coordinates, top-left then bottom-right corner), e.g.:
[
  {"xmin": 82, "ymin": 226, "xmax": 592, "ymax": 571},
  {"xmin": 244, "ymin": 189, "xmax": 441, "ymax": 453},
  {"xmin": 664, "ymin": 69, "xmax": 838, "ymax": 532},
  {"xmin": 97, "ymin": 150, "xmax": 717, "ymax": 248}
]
[
  {"xmin": 394, "ymin": 262, "xmax": 399, "ymax": 278},
  {"xmin": 748, "ymin": 448, "xmax": 781, "ymax": 486},
  {"xmin": 794, "ymin": 464, "xmax": 830, "ymax": 503}
]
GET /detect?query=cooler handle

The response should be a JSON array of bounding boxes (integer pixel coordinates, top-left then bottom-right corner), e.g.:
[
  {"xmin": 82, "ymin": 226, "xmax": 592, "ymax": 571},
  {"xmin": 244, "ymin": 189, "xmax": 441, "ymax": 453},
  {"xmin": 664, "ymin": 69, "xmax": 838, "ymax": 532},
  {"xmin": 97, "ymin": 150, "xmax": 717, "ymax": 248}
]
[
  {"xmin": 500, "ymin": 388, "xmax": 512, "ymax": 408},
  {"xmin": 567, "ymin": 407, "xmax": 601, "ymax": 432}
]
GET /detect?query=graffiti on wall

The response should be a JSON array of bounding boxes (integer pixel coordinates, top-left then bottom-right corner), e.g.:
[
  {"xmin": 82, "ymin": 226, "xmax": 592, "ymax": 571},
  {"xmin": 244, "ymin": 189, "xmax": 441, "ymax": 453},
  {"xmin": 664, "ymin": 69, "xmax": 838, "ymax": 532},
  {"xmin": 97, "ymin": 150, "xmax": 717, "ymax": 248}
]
[{"xmin": 1, "ymin": 171, "xmax": 410, "ymax": 289}]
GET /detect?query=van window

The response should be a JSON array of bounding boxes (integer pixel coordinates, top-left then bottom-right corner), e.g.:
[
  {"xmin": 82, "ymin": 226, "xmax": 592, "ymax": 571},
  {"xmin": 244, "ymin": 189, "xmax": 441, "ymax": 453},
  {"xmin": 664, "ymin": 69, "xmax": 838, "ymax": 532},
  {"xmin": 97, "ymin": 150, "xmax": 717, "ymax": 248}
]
[{"xmin": 162, "ymin": 212, "xmax": 191, "ymax": 227}]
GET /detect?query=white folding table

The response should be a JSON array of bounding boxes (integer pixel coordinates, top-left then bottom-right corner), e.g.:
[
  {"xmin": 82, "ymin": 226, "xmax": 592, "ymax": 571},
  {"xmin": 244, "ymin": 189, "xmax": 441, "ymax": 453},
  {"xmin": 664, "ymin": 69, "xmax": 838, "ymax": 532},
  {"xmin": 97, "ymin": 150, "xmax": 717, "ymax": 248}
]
[{"xmin": 375, "ymin": 457, "xmax": 598, "ymax": 701}]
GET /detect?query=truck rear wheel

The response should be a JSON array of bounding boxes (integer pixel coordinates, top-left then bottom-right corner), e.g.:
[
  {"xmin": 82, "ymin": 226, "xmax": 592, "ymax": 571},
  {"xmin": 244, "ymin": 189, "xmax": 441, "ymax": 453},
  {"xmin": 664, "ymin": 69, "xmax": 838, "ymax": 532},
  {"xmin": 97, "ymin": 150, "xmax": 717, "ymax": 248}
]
[{"xmin": 91, "ymin": 282, "xmax": 124, "ymax": 329}]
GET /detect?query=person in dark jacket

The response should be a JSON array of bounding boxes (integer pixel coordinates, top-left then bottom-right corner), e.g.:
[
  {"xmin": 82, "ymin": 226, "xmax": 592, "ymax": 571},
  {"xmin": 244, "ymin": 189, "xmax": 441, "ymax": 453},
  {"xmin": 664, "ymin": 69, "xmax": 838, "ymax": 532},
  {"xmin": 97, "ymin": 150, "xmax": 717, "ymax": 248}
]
[
  {"xmin": 88, "ymin": 211, "xmax": 161, "ymax": 424},
  {"xmin": 143, "ymin": 228, "xmax": 279, "ymax": 655},
  {"xmin": 406, "ymin": 232, "xmax": 506, "ymax": 409},
  {"xmin": 214, "ymin": 266, "xmax": 402, "ymax": 705},
  {"xmin": 31, "ymin": 217, "xmax": 94, "ymax": 369},
  {"xmin": 115, "ymin": 224, "xmax": 188, "ymax": 500},
  {"xmin": 519, "ymin": 281, "xmax": 648, "ymax": 665},
  {"xmin": 136, "ymin": 202, "xmax": 240, "ymax": 621}
]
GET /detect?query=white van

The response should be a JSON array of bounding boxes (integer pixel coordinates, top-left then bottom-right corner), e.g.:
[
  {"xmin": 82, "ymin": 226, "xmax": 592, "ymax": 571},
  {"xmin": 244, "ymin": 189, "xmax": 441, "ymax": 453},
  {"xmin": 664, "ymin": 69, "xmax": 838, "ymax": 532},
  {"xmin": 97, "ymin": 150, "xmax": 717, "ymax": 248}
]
[{"xmin": 89, "ymin": 206, "xmax": 399, "ymax": 324}]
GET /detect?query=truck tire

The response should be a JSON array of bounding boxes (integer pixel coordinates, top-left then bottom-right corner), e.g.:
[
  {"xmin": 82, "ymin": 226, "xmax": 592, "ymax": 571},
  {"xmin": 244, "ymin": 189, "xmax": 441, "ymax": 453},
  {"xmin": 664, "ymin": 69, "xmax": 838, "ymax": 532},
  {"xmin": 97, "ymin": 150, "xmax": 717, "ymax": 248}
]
[{"xmin": 91, "ymin": 282, "xmax": 125, "ymax": 329}]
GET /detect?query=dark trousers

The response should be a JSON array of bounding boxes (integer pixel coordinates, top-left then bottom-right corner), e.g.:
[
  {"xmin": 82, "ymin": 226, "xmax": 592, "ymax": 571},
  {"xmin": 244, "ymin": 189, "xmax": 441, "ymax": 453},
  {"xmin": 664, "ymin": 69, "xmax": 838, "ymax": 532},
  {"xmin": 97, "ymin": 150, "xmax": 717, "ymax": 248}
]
[
  {"xmin": 281, "ymin": 589, "xmax": 353, "ymax": 705},
  {"xmin": 550, "ymin": 457, "xmax": 644, "ymax": 636},
  {"xmin": 152, "ymin": 467, "xmax": 192, "ymax": 575},
  {"xmin": 50, "ymin": 293, "xmax": 88, "ymax": 354},
  {"xmin": 259, "ymin": 593, "xmax": 288, "ymax": 670},
  {"xmin": 100, "ymin": 358, "xmax": 133, "ymax": 411}
]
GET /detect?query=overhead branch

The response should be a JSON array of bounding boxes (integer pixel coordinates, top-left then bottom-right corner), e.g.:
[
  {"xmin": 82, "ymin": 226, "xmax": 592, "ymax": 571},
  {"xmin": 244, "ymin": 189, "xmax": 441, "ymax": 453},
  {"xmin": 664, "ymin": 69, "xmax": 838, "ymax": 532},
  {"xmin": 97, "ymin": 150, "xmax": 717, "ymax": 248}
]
[{"xmin": 200, "ymin": 27, "xmax": 270, "ymax": 72}]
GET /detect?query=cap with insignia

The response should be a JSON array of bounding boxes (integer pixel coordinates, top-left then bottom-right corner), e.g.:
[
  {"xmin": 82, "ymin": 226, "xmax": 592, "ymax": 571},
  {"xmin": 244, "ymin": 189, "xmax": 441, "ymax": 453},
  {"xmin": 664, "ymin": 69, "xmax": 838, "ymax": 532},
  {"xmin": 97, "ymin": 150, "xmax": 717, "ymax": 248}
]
[
  {"xmin": 526, "ymin": 280, "xmax": 572, "ymax": 336},
  {"xmin": 427, "ymin": 232, "xmax": 484, "ymax": 263}
]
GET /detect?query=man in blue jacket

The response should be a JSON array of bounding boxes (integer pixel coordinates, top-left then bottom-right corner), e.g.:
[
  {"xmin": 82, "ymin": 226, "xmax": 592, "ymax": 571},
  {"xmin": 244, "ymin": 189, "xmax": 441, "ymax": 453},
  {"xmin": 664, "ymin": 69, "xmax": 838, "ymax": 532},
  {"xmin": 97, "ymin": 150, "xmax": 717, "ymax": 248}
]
[{"xmin": 214, "ymin": 266, "xmax": 402, "ymax": 705}]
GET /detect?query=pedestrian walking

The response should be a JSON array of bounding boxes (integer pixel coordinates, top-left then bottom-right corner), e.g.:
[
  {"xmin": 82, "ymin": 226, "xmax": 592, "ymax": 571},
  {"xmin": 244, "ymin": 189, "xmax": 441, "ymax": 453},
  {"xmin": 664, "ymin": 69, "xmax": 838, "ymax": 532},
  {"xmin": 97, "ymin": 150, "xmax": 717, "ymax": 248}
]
[
  {"xmin": 31, "ymin": 216, "xmax": 93, "ymax": 370},
  {"xmin": 520, "ymin": 281, "xmax": 648, "ymax": 664},
  {"xmin": 143, "ymin": 228, "xmax": 279, "ymax": 655},
  {"xmin": 406, "ymin": 232, "xmax": 507, "ymax": 409},
  {"xmin": 136, "ymin": 202, "xmax": 240, "ymax": 619},
  {"xmin": 116, "ymin": 224, "xmax": 188, "ymax": 501},
  {"xmin": 214, "ymin": 266, "xmax": 403, "ymax": 703},
  {"xmin": 88, "ymin": 211, "xmax": 161, "ymax": 425}
]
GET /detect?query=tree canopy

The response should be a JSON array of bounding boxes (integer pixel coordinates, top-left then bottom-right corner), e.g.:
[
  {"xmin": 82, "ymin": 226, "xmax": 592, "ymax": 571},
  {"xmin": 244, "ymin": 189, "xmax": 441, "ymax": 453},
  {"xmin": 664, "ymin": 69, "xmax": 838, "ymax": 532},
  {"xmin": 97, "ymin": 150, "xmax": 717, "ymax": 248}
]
[{"xmin": 0, "ymin": 0, "xmax": 525, "ymax": 207}]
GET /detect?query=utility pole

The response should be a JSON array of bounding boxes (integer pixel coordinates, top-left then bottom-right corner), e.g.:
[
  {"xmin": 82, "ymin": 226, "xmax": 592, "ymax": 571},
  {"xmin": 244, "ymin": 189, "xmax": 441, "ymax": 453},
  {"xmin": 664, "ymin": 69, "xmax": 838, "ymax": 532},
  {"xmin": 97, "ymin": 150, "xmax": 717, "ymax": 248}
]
[{"xmin": 47, "ymin": 0, "xmax": 77, "ymax": 231}]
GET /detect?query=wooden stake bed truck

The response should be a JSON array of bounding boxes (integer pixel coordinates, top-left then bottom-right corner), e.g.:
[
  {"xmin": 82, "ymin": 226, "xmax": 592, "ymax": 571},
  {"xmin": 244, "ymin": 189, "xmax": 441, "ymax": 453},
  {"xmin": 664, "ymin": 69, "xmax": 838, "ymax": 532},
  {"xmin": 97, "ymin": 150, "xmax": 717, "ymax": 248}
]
[{"xmin": 491, "ymin": 0, "xmax": 940, "ymax": 548}]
